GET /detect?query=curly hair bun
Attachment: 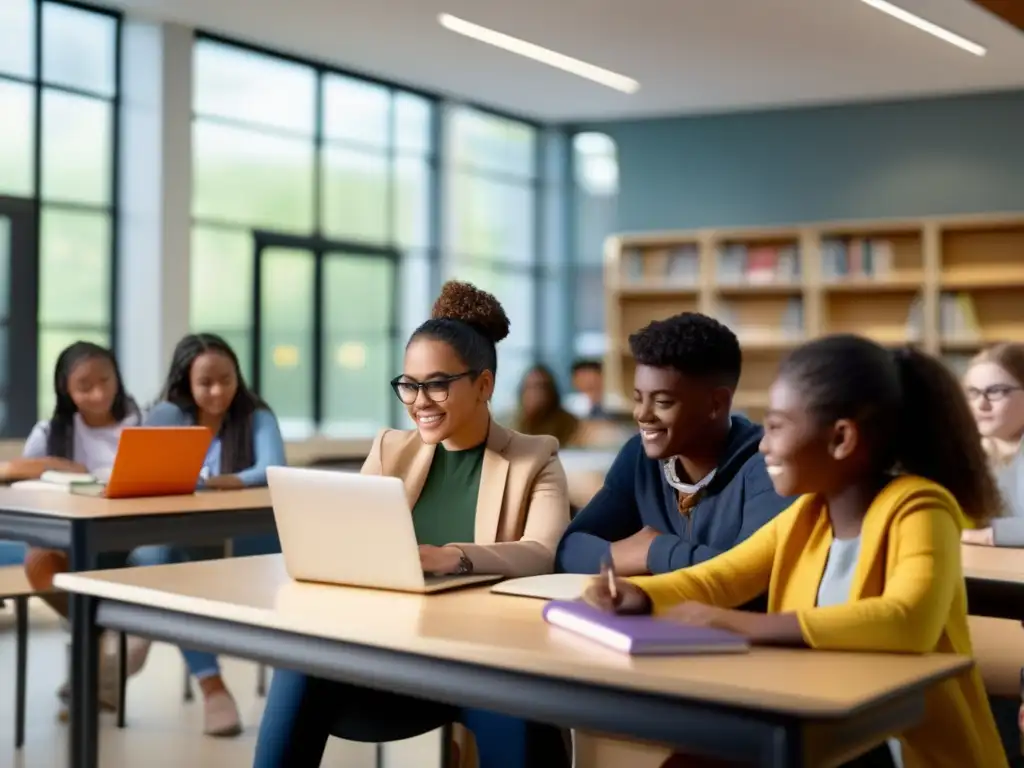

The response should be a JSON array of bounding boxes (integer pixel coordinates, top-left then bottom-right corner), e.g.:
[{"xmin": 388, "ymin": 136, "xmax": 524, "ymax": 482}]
[{"xmin": 431, "ymin": 280, "xmax": 510, "ymax": 344}]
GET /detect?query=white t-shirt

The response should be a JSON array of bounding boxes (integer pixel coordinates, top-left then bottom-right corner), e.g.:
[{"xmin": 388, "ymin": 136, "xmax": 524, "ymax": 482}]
[{"xmin": 22, "ymin": 411, "xmax": 140, "ymax": 476}]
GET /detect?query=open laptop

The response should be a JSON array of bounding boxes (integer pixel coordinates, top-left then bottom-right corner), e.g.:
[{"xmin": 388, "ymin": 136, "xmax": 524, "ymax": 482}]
[
  {"xmin": 68, "ymin": 426, "xmax": 213, "ymax": 498},
  {"xmin": 267, "ymin": 466, "xmax": 503, "ymax": 594}
]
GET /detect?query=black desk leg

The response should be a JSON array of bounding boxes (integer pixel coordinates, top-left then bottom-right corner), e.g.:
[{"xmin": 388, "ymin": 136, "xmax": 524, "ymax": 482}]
[
  {"xmin": 69, "ymin": 593, "xmax": 99, "ymax": 768},
  {"xmin": 15, "ymin": 595, "xmax": 28, "ymax": 749},
  {"xmin": 766, "ymin": 724, "xmax": 805, "ymax": 768}
]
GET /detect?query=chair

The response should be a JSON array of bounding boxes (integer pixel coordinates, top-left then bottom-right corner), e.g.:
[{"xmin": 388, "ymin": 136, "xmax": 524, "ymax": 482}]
[{"xmin": 0, "ymin": 565, "xmax": 41, "ymax": 750}]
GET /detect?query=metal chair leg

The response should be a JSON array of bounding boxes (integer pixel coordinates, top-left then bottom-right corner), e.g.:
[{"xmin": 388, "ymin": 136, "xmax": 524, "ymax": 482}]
[
  {"xmin": 116, "ymin": 632, "xmax": 127, "ymax": 728},
  {"xmin": 440, "ymin": 722, "xmax": 455, "ymax": 768},
  {"xmin": 256, "ymin": 664, "xmax": 267, "ymax": 697},
  {"xmin": 15, "ymin": 596, "xmax": 28, "ymax": 750},
  {"xmin": 183, "ymin": 665, "xmax": 193, "ymax": 702}
]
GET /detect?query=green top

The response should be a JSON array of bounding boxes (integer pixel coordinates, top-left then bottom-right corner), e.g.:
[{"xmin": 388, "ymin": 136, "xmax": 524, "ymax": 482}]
[{"xmin": 411, "ymin": 442, "xmax": 485, "ymax": 547}]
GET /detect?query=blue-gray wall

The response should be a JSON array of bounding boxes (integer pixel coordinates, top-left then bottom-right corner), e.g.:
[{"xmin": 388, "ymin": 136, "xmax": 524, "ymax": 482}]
[{"xmin": 586, "ymin": 89, "xmax": 1024, "ymax": 232}]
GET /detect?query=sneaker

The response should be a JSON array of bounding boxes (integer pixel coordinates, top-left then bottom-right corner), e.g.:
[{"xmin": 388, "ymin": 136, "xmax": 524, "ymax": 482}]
[{"xmin": 203, "ymin": 691, "xmax": 242, "ymax": 738}]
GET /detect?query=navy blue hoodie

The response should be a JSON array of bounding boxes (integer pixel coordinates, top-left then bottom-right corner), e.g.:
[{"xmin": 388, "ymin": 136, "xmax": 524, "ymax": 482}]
[{"xmin": 556, "ymin": 415, "xmax": 793, "ymax": 575}]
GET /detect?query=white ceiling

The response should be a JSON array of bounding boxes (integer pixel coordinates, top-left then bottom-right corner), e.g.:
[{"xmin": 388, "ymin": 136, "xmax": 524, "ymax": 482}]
[{"xmin": 107, "ymin": 0, "xmax": 1024, "ymax": 121}]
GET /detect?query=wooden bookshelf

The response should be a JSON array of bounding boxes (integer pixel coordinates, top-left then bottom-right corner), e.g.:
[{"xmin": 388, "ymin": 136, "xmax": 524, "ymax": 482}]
[{"xmin": 604, "ymin": 214, "xmax": 1024, "ymax": 421}]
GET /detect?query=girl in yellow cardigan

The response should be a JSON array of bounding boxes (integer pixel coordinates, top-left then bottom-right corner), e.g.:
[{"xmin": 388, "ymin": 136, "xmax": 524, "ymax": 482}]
[{"xmin": 586, "ymin": 335, "xmax": 1006, "ymax": 768}]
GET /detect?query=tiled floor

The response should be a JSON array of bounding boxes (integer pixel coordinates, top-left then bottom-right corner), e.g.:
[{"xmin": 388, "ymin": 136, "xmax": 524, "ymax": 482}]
[{"xmin": 0, "ymin": 599, "xmax": 440, "ymax": 767}]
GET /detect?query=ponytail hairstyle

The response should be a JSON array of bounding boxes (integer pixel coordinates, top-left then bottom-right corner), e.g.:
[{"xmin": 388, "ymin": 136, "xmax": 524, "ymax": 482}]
[
  {"xmin": 48, "ymin": 341, "xmax": 135, "ymax": 460},
  {"xmin": 778, "ymin": 334, "xmax": 1001, "ymax": 525},
  {"xmin": 160, "ymin": 333, "xmax": 269, "ymax": 474},
  {"xmin": 409, "ymin": 280, "xmax": 511, "ymax": 382}
]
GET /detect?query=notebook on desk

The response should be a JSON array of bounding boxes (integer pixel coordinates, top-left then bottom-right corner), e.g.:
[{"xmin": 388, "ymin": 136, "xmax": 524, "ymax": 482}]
[{"xmin": 542, "ymin": 600, "xmax": 749, "ymax": 656}]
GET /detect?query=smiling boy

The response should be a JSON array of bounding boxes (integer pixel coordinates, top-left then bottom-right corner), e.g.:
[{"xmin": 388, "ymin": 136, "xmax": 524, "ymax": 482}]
[{"xmin": 556, "ymin": 312, "xmax": 792, "ymax": 577}]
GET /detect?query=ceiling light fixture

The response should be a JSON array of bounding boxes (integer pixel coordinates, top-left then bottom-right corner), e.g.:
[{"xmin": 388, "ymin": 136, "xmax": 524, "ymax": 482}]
[
  {"xmin": 438, "ymin": 13, "xmax": 640, "ymax": 94},
  {"xmin": 859, "ymin": 0, "xmax": 987, "ymax": 56}
]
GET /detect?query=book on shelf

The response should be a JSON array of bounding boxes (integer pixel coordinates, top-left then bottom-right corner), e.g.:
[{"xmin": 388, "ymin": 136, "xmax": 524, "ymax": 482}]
[
  {"xmin": 621, "ymin": 244, "xmax": 700, "ymax": 287},
  {"xmin": 717, "ymin": 298, "xmax": 804, "ymax": 342},
  {"xmin": 716, "ymin": 243, "xmax": 800, "ymax": 285},
  {"xmin": 623, "ymin": 248, "xmax": 645, "ymax": 282},
  {"xmin": 821, "ymin": 238, "xmax": 896, "ymax": 281},
  {"xmin": 664, "ymin": 244, "xmax": 700, "ymax": 286},
  {"xmin": 904, "ymin": 295, "xmax": 924, "ymax": 342},
  {"xmin": 939, "ymin": 292, "xmax": 981, "ymax": 342}
]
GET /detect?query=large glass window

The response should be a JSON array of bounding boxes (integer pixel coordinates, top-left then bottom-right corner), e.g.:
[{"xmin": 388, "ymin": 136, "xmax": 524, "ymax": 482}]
[
  {"xmin": 190, "ymin": 39, "xmax": 435, "ymax": 437},
  {"xmin": 572, "ymin": 132, "xmax": 618, "ymax": 359},
  {"xmin": 0, "ymin": 0, "xmax": 120, "ymax": 425},
  {"xmin": 444, "ymin": 106, "xmax": 539, "ymax": 415}
]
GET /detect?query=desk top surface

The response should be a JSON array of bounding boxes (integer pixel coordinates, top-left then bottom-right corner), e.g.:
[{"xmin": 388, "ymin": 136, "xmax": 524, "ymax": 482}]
[
  {"xmin": 55, "ymin": 555, "xmax": 970, "ymax": 718},
  {"xmin": 0, "ymin": 486, "xmax": 271, "ymax": 520},
  {"xmin": 962, "ymin": 543, "xmax": 1024, "ymax": 585}
]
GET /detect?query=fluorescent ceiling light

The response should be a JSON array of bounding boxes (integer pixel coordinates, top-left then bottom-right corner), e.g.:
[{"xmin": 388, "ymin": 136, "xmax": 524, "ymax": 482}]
[
  {"xmin": 859, "ymin": 0, "xmax": 986, "ymax": 56},
  {"xmin": 438, "ymin": 13, "xmax": 640, "ymax": 94}
]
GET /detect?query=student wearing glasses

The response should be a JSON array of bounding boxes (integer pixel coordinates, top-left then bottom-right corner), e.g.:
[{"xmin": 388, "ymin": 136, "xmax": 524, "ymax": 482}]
[
  {"xmin": 253, "ymin": 280, "xmax": 572, "ymax": 768},
  {"xmin": 959, "ymin": 343, "xmax": 1024, "ymax": 759},
  {"xmin": 960, "ymin": 343, "xmax": 1024, "ymax": 546}
]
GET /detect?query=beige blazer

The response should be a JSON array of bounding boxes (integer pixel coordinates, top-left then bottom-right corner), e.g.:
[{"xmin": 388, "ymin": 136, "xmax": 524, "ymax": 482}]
[{"xmin": 360, "ymin": 421, "xmax": 570, "ymax": 577}]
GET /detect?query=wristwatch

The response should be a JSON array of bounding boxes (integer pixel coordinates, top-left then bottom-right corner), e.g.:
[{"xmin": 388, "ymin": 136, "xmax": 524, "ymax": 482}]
[{"xmin": 454, "ymin": 549, "xmax": 474, "ymax": 575}]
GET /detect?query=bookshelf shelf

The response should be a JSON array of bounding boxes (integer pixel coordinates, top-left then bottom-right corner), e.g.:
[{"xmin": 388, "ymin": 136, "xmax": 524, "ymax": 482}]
[{"xmin": 604, "ymin": 214, "xmax": 1024, "ymax": 411}]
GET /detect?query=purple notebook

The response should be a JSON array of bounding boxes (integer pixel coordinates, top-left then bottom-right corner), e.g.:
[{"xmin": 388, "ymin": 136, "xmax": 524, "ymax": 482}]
[{"xmin": 542, "ymin": 600, "xmax": 749, "ymax": 656}]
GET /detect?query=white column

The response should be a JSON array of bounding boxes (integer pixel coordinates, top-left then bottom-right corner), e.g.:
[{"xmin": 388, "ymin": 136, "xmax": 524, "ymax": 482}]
[{"xmin": 116, "ymin": 20, "xmax": 193, "ymax": 403}]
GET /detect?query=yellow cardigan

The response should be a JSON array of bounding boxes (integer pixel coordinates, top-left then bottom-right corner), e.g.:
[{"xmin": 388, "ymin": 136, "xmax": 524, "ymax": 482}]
[{"xmin": 631, "ymin": 475, "xmax": 1006, "ymax": 768}]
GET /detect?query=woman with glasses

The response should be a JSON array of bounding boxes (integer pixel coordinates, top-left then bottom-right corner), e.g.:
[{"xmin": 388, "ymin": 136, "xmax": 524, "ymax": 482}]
[
  {"xmin": 960, "ymin": 343, "xmax": 1024, "ymax": 547},
  {"xmin": 253, "ymin": 280, "xmax": 572, "ymax": 768},
  {"xmin": 960, "ymin": 347, "xmax": 1024, "ymax": 768}
]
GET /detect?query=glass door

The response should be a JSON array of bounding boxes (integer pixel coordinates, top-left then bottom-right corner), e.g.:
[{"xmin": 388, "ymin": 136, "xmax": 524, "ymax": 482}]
[
  {"xmin": 253, "ymin": 232, "xmax": 399, "ymax": 439},
  {"xmin": 320, "ymin": 251, "xmax": 398, "ymax": 437},
  {"xmin": 0, "ymin": 197, "xmax": 38, "ymax": 437},
  {"xmin": 256, "ymin": 245, "xmax": 317, "ymax": 439}
]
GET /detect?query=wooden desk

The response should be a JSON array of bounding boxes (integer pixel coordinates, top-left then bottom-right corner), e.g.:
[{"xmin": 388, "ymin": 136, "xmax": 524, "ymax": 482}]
[
  {"xmin": 0, "ymin": 486, "xmax": 272, "ymax": 572},
  {"xmin": 962, "ymin": 543, "xmax": 1024, "ymax": 621},
  {"xmin": 56, "ymin": 556, "xmax": 971, "ymax": 768}
]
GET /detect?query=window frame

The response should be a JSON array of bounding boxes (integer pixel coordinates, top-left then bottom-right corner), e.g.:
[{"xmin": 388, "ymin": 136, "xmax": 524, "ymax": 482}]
[
  {"xmin": 189, "ymin": 33, "xmax": 546, "ymax": 433},
  {"xmin": 0, "ymin": 0, "xmax": 121, "ymax": 433}
]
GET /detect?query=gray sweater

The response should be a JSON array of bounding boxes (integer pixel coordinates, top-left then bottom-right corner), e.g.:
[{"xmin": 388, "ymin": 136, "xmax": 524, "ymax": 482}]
[{"xmin": 991, "ymin": 447, "xmax": 1024, "ymax": 547}]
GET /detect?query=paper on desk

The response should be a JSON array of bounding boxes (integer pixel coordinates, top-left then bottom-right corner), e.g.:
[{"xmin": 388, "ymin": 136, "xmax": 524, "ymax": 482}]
[{"xmin": 491, "ymin": 573, "xmax": 592, "ymax": 601}]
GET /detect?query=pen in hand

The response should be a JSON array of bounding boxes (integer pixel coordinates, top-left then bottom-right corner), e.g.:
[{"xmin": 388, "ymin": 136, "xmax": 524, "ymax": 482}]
[{"xmin": 601, "ymin": 552, "xmax": 618, "ymax": 602}]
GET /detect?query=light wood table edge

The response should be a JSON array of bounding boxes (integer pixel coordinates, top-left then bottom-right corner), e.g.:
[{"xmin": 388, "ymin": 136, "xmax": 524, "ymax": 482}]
[{"xmin": 53, "ymin": 562, "xmax": 973, "ymax": 721}]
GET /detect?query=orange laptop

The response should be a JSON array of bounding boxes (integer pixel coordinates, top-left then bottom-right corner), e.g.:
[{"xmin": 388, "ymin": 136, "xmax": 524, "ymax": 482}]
[{"xmin": 73, "ymin": 426, "xmax": 213, "ymax": 498}]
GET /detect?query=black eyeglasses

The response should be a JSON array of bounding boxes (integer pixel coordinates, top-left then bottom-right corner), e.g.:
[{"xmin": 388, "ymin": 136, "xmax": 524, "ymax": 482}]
[
  {"xmin": 966, "ymin": 384, "xmax": 1023, "ymax": 403},
  {"xmin": 390, "ymin": 371, "xmax": 477, "ymax": 404}
]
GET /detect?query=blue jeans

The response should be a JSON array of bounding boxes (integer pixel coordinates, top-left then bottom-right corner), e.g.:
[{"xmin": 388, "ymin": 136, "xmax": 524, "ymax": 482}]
[
  {"xmin": 127, "ymin": 545, "xmax": 221, "ymax": 679},
  {"xmin": 254, "ymin": 669, "xmax": 567, "ymax": 768}
]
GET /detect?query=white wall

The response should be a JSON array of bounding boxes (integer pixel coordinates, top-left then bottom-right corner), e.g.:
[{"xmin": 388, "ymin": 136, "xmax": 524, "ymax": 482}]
[{"xmin": 117, "ymin": 20, "xmax": 193, "ymax": 403}]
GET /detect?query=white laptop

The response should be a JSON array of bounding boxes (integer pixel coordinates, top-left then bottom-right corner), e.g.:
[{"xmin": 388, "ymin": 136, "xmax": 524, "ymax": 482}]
[{"xmin": 267, "ymin": 466, "xmax": 503, "ymax": 594}]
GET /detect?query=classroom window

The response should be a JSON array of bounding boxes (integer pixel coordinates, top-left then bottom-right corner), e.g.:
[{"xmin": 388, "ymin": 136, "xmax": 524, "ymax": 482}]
[
  {"xmin": 572, "ymin": 132, "xmax": 618, "ymax": 358},
  {"xmin": 0, "ymin": 0, "xmax": 120, "ymax": 429},
  {"xmin": 190, "ymin": 38, "xmax": 436, "ymax": 438},
  {"xmin": 443, "ymin": 106, "xmax": 540, "ymax": 415}
]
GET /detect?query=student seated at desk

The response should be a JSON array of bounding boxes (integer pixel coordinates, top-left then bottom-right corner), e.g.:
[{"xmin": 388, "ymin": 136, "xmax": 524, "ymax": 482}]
[
  {"xmin": 509, "ymin": 363, "xmax": 581, "ymax": 446},
  {"xmin": 586, "ymin": 336, "xmax": 1007, "ymax": 768},
  {"xmin": 127, "ymin": 332, "xmax": 286, "ymax": 737},
  {"xmin": 960, "ymin": 343, "xmax": 1024, "ymax": 547},
  {"xmin": 13, "ymin": 342, "xmax": 142, "ymax": 715},
  {"xmin": 556, "ymin": 312, "xmax": 791, "ymax": 578},
  {"xmin": 254, "ymin": 281, "xmax": 572, "ymax": 768}
]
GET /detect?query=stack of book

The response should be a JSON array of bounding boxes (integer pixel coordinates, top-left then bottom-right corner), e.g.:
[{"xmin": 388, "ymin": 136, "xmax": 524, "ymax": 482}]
[
  {"xmin": 821, "ymin": 238, "xmax": 896, "ymax": 281},
  {"xmin": 717, "ymin": 243, "xmax": 800, "ymax": 285},
  {"xmin": 623, "ymin": 245, "xmax": 700, "ymax": 287},
  {"xmin": 717, "ymin": 298, "xmax": 804, "ymax": 343},
  {"xmin": 939, "ymin": 292, "xmax": 981, "ymax": 342}
]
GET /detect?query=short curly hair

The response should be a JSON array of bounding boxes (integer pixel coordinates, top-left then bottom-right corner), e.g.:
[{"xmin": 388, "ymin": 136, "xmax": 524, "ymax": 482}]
[
  {"xmin": 629, "ymin": 312, "xmax": 741, "ymax": 388},
  {"xmin": 410, "ymin": 281, "xmax": 510, "ymax": 375}
]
